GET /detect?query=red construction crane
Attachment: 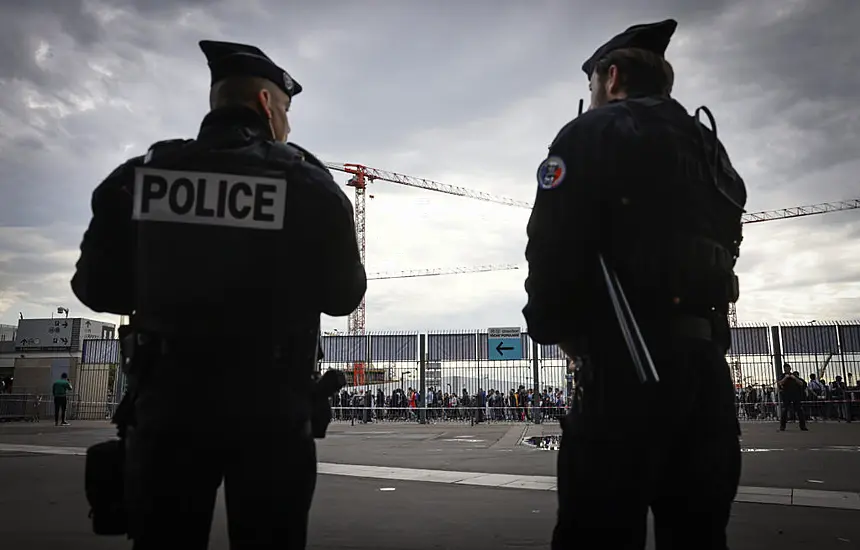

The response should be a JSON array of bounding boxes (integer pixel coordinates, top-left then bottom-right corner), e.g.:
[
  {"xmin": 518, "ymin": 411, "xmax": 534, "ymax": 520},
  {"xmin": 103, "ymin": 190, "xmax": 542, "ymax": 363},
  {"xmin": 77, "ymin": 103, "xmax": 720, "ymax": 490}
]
[
  {"xmin": 326, "ymin": 162, "xmax": 531, "ymax": 333},
  {"xmin": 326, "ymin": 161, "xmax": 860, "ymax": 334}
]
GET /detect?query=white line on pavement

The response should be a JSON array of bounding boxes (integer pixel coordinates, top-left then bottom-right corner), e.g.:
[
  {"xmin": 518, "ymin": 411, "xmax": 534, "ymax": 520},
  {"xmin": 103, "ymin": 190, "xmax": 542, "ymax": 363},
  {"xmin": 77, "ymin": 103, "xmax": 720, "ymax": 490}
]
[{"xmin": 2, "ymin": 443, "xmax": 859, "ymax": 511}]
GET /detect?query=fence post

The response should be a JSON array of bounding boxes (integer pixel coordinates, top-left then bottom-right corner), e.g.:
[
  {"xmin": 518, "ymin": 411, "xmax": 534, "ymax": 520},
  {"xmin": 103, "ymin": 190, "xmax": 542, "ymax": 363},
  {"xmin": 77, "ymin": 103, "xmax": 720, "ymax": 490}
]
[
  {"xmin": 771, "ymin": 325, "xmax": 783, "ymax": 410},
  {"xmin": 837, "ymin": 325, "xmax": 849, "ymax": 382},
  {"xmin": 770, "ymin": 325, "xmax": 783, "ymax": 381},
  {"xmin": 531, "ymin": 339, "xmax": 540, "ymax": 424},
  {"xmin": 419, "ymin": 333, "xmax": 427, "ymax": 425}
]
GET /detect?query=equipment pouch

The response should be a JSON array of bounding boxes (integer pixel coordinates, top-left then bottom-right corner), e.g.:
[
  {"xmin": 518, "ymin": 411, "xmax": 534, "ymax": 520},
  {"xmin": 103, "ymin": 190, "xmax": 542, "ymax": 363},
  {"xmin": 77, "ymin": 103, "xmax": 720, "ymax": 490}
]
[
  {"xmin": 728, "ymin": 274, "xmax": 740, "ymax": 303},
  {"xmin": 85, "ymin": 439, "xmax": 127, "ymax": 536}
]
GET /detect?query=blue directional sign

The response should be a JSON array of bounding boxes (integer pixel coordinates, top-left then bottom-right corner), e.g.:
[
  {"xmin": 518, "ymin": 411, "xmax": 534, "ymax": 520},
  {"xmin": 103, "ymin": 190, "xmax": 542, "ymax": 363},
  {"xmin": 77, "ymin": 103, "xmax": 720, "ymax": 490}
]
[{"xmin": 487, "ymin": 327, "xmax": 523, "ymax": 361}]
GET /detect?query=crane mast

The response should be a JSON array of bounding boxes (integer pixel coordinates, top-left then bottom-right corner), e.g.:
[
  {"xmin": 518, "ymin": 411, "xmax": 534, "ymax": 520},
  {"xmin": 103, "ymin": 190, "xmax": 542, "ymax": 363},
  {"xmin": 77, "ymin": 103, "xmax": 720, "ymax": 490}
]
[
  {"xmin": 344, "ymin": 171, "xmax": 368, "ymax": 334},
  {"xmin": 329, "ymin": 162, "xmax": 532, "ymax": 333}
]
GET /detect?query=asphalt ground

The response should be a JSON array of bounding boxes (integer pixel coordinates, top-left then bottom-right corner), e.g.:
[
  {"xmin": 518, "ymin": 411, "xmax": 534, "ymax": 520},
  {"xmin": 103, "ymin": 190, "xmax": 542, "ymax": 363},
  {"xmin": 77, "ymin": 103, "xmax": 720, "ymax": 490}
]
[
  {"xmin": 318, "ymin": 420, "xmax": 860, "ymax": 493},
  {"xmin": 1, "ymin": 419, "xmax": 859, "ymax": 549},
  {"xmin": 1, "ymin": 454, "xmax": 860, "ymax": 550},
  {"xmin": 5, "ymin": 419, "xmax": 850, "ymax": 492}
]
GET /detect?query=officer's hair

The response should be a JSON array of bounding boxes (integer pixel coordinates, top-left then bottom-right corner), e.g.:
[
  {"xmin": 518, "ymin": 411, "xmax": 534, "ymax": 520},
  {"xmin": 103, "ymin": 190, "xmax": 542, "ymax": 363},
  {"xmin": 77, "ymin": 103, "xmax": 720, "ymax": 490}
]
[
  {"xmin": 209, "ymin": 76, "xmax": 286, "ymax": 109},
  {"xmin": 595, "ymin": 48, "xmax": 674, "ymax": 97}
]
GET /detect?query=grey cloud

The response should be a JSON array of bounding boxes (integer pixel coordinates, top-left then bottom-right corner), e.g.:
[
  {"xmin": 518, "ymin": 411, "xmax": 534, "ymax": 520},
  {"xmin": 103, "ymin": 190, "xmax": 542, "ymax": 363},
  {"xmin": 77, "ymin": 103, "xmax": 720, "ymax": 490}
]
[
  {"xmin": 683, "ymin": 0, "xmax": 860, "ymax": 183},
  {"xmin": 0, "ymin": 1, "xmax": 103, "ymax": 83},
  {"xmin": 0, "ymin": 253, "xmax": 72, "ymax": 279},
  {"xmin": 245, "ymin": 0, "xmax": 752, "ymax": 158},
  {"xmin": 0, "ymin": 224, "xmax": 82, "ymax": 319},
  {"xmin": 1, "ymin": 0, "xmax": 859, "ymax": 327},
  {"xmin": 758, "ymin": 272, "xmax": 860, "ymax": 293}
]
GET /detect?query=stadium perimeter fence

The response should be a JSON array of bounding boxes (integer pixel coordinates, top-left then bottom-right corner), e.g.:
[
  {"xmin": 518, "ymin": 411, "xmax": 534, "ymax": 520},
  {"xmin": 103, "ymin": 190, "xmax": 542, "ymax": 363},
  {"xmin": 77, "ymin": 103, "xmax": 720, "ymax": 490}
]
[{"xmin": 1, "ymin": 322, "xmax": 859, "ymax": 423}]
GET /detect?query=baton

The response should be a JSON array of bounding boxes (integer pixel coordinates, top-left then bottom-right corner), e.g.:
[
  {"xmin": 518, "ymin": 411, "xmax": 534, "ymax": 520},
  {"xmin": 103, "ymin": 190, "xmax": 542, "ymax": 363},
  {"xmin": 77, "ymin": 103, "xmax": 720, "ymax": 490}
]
[
  {"xmin": 576, "ymin": 98, "xmax": 658, "ymax": 384},
  {"xmin": 598, "ymin": 255, "xmax": 660, "ymax": 384}
]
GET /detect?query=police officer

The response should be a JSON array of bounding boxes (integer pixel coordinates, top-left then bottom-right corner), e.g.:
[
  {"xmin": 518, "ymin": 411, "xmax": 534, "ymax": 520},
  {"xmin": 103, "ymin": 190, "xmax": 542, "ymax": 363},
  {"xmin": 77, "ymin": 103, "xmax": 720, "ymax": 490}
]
[
  {"xmin": 523, "ymin": 20, "xmax": 747, "ymax": 548},
  {"xmin": 777, "ymin": 364, "xmax": 808, "ymax": 431},
  {"xmin": 71, "ymin": 40, "xmax": 366, "ymax": 549}
]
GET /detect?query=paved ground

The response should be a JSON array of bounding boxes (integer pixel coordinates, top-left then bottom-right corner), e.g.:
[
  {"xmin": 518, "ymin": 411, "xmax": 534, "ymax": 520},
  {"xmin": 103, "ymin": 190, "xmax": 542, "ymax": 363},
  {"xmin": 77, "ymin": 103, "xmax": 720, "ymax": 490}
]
[
  {"xmin": 3, "ymin": 420, "xmax": 860, "ymax": 491},
  {"xmin": 322, "ymin": 420, "xmax": 860, "ymax": 492},
  {"xmin": 2, "ymin": 454, "xmax": 860, "ymax": 550},
  {"xmin": 1, "ymin": 419, "xmax": 859, "ymax": 549}
]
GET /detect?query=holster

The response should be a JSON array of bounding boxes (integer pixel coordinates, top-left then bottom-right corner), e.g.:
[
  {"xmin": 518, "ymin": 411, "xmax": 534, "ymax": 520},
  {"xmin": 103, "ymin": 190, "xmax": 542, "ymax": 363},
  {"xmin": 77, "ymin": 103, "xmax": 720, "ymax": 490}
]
[
  {"xmin": 570, "ymin": 352, "xmax": 601, "ymax": 419},
  {"xmin": 310, "ymin": 369, "xmax": 347, "ymax": 438}
]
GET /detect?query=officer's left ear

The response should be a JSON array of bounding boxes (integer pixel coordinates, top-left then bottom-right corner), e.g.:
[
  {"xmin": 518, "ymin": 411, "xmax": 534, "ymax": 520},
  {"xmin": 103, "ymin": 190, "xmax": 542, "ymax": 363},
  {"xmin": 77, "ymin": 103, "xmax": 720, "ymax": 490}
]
[
  {"xmin": 605, "ymin": 64, "xmax": 621, "ymax": 95},
  {"xmin": 257, "ymin": 88, "xmax": 273, "ymax": 120}
]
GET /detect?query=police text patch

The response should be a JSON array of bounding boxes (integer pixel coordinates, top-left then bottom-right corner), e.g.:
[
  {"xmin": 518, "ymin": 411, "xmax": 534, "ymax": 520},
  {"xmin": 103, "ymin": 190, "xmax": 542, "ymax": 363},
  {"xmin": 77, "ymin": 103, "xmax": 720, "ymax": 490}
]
[
  {"xmin": 132, "ymin": 168, "xmax": 287, "ymax": 230},
  {"xmin": 537, "ymin": 156, "xmax": 566, "ymax": 190}
]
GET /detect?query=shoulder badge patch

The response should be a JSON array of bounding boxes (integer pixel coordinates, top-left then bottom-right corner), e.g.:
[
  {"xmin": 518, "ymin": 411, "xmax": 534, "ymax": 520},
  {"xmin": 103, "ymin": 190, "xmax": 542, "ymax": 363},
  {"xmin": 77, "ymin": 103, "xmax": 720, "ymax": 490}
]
[{"xmin": 536, "ymin": 156, "xmax": 566, "ymax": 190}]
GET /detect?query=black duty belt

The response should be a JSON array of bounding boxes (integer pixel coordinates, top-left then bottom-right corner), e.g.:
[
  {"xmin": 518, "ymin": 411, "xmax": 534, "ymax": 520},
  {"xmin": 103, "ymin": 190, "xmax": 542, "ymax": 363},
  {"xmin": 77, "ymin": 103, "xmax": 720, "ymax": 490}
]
[
  {"xmin": 132, "ymin": 331, "xmax": 288, "ymax": 358},
  {"xmin": 670, "ymin": 315, "xmax": 713, "ymax": 341}
]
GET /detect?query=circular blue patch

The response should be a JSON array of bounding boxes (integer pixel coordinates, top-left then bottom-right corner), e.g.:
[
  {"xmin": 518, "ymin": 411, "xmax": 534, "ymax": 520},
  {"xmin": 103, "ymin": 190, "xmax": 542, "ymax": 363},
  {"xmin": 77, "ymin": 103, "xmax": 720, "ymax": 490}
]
[{"xmin": 537, "ymin": 156, "xmax": 566, "ymax": 190}]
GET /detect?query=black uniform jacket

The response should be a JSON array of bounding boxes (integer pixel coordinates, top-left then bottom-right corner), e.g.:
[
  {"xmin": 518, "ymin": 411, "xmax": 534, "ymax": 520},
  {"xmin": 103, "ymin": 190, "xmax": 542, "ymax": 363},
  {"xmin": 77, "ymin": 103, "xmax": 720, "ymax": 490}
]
[
  {"xmin": 523, "ymin": 97, "xmax": 744, "ymax": 346},
  {"xmin": 71, "ymin": 106, "xmax": 366, "ymax": 327}
]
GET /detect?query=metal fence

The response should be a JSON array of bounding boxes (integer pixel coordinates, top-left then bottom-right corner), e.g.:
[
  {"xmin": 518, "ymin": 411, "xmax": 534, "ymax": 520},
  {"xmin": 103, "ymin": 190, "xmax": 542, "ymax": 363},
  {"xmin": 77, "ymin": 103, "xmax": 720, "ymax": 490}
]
[
  {"xmin": 0, "ymin": 339, "xmax": 123, "ymax": 423},
  {"xmin": 321, "ymin": 322, "xmax": 860, "ymax": 424},
  {"xmin": 2, "ymin": 322, "xmax": 858, "ymax": 424},
  {"xmin": 321, "ymin": 322, "xmax": 860, "ymax": 385}
]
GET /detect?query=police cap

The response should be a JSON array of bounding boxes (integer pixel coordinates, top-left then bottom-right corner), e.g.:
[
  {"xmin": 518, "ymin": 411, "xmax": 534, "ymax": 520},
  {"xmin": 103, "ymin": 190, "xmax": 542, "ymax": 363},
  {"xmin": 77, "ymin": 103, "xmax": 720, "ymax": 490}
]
[
  {"xmin": 581, "ymin": 19, "xmax": 678, "ymax": 78},
  {"xmin": 199, "ymin": 40, "xmax": 302, "ymax": 98}
]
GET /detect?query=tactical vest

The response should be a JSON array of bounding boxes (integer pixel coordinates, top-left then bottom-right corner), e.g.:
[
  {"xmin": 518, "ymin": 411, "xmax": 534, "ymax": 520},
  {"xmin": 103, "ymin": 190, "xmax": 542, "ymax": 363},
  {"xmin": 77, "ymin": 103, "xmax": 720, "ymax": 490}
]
[
  {"xmin": 601, "ymin": 98, "xmax": 747, "ymax": 315},
  {"xmin": 130, "ymin": 130, "xmax": 323, "ymax": 354}
]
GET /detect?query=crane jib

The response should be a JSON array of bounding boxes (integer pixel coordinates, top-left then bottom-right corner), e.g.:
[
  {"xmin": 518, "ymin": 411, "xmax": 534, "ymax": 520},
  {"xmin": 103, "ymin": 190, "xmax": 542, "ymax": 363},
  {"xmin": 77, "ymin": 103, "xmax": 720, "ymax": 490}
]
[
  {"xmin": 321, "ymin": 159, "xmax": 859, "ymax": 334},
  {"xmin": 325, "ymin": 161, "xmax": 859, "ymax": 224}
]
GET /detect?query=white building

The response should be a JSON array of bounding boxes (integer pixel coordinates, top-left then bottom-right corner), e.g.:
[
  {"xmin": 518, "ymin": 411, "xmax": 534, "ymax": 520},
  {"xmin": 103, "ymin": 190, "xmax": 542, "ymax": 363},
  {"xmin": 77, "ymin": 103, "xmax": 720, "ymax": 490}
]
[{"xmin": 0, "ymin": 317, "xmax": 117, "ymax": 396}]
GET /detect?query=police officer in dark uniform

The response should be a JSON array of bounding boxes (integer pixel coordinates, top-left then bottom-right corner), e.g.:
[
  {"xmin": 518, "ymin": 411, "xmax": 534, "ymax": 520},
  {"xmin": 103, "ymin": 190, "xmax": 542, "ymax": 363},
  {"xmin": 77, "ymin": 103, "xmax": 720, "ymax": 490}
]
[
  {"xmin": 777, "ymin": 364, "xmax": 808, "ymax": 431},
  {"xmin": 71, "ymin": 40, "xmax": 366, "ymax": 549},
  {"xmin": 523, "ymin": 20, "xmax": 747, "ymax": 548}
]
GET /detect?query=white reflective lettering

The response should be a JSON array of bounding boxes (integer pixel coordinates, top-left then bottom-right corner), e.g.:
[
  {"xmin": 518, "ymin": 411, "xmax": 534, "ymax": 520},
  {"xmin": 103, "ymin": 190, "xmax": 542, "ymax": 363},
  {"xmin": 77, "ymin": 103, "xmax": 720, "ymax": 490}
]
[{"xmin": 132, "ymin": 168, "xmax": 287, "ymax": 230}]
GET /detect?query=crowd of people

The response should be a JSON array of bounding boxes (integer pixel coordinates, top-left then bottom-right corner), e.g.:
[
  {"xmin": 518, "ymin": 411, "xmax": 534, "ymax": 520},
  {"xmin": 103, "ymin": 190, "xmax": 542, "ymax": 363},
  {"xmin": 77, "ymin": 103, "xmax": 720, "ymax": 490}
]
[
  {"xmin": 736, "ymin": 365, "xmax": 856, "ymax": 424},
  {"xmin": 327, "ymin": 365, "xmax": 859, "ymax": 426},
  {"xmin": 330, "ymin": 385, "xmax": 571, "ymax": 423}
]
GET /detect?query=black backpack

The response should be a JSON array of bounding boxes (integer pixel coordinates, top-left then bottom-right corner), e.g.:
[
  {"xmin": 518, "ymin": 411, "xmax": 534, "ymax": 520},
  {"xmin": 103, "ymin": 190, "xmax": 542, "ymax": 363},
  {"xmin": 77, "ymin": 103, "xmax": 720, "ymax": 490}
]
[{"xmin": 84, "ymin": 439, "xmax": 127, "ymax": 536}]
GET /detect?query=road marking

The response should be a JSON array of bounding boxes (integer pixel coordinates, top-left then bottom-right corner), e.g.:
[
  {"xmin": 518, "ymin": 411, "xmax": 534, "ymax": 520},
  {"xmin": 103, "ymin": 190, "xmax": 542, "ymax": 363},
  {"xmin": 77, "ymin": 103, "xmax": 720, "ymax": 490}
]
[
  {"xmin": 3, "ymin": 443, "xmax": 859, "ymax": 511},
  {"xmin": 0, "ymin": 444, "xmax": 86, "ymax": 456}
]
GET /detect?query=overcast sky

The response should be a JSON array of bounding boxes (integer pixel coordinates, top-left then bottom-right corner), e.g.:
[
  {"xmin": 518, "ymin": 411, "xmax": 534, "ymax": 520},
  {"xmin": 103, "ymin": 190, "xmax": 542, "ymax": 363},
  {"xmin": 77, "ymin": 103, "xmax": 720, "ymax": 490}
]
[{"xmin": 0, "ymin": 0, "xmax": 858, "ymax": 333}]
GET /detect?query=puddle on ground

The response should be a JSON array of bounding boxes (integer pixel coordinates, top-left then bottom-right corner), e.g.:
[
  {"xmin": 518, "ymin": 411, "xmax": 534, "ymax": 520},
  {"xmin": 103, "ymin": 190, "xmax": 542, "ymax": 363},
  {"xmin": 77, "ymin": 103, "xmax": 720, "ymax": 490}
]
[
  {"xmin": 523, "ymin": 435, "xmax": 561, "ymax": 450},
  {"xmin": 522, "ymin": 438, "xmax": 809, "ymax": 454}
]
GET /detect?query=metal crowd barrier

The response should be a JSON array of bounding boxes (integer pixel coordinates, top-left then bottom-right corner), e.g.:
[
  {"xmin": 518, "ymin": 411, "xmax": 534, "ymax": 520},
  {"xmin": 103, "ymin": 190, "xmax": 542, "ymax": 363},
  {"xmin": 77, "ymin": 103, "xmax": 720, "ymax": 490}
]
[
  {"xmin": 0, "ymin": 393, "xmax": 43, "ymax": 422},
  {"xmin": 0, "ymin": 393, "xmax": 121, "ymax": 423},
  {"xmin": 328, "ymin": 399, "xmax": 858, "ymax": 425},
  {"xmin": 329, "ymin": 406, "xmax": 566, "ymax": 425},
  {"xmin": 736, "ymin": 398, "xmax": 858, "ymax": 423}
]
